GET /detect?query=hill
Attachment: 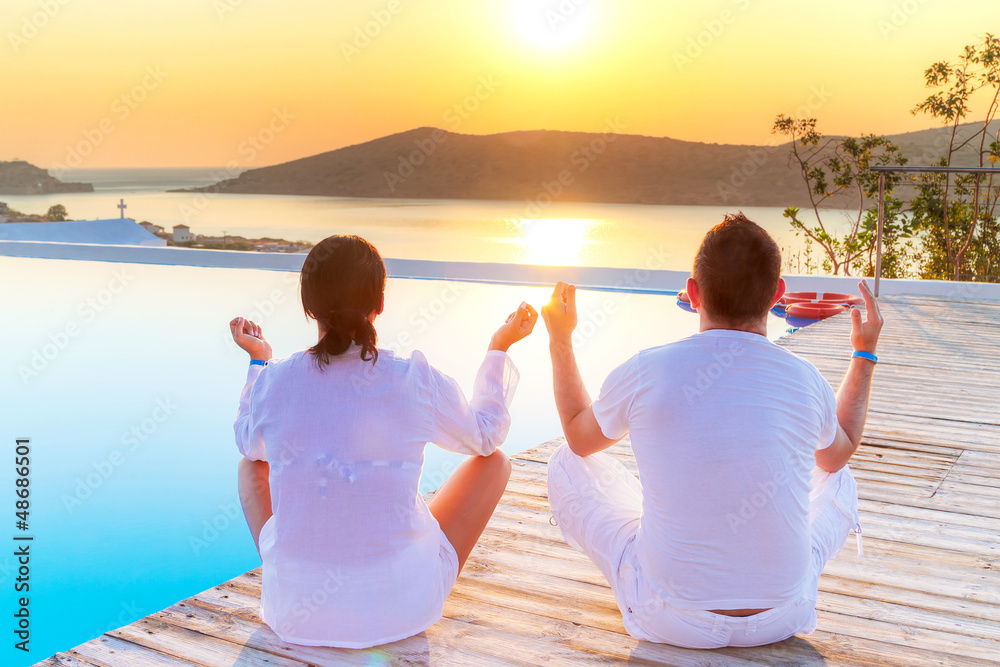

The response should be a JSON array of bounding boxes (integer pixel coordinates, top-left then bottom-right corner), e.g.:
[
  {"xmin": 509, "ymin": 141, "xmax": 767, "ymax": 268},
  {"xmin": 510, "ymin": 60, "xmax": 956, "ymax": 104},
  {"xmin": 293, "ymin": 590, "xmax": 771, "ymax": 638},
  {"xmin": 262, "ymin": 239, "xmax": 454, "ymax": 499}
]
[
  {"xmin": 0, "ymin": 160, "xmax": 93, "ymax": 195},
  {"xmin": 179, "ymin": 122, "xmax": 999, "ymax": 208}
]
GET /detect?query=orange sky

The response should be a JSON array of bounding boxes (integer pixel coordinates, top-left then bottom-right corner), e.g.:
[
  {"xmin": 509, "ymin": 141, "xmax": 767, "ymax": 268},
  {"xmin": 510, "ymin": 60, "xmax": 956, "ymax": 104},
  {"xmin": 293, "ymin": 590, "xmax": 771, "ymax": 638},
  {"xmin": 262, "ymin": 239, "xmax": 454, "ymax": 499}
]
[{"xmin": 1, "ymin": 0, "xmax": 995, "ymax": 169}]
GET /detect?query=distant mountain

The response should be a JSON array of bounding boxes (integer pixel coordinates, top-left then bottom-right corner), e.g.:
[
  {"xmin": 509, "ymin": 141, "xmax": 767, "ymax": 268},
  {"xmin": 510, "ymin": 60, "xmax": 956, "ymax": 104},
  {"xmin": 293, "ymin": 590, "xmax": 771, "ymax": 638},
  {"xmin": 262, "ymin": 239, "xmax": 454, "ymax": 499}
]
[
  {"xmin": 0, "ymin": 160, "xmax": 93, "ymax": 195},
  {"xmin": 885, "ymin": 120, "xmax": 999, "ymax": 166},
  {"xmin": 179, "ymin": 122, "xmax": 999, "ymax": 208}
]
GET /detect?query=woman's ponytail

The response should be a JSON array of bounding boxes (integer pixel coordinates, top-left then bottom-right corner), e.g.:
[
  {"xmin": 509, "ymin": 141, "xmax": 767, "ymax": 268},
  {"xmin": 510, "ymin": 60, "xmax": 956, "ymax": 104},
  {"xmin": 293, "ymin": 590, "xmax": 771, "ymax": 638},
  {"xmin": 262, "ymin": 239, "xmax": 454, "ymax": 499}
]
[{"xmin": 309, "ymin": 309, "xmax": 379, "ymax": 366}]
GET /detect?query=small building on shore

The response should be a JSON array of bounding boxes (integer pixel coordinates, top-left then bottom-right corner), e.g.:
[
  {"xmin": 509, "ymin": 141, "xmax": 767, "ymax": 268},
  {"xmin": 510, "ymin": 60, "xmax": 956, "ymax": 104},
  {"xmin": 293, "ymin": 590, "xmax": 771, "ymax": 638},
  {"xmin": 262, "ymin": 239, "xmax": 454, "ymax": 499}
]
[
  {"xmin": 172, "ymin": 224, "xmax": 194, "ymax": 243},
  {"xmin": 139, "ymin": 221, "xmax": 165, "ymax": 236}
]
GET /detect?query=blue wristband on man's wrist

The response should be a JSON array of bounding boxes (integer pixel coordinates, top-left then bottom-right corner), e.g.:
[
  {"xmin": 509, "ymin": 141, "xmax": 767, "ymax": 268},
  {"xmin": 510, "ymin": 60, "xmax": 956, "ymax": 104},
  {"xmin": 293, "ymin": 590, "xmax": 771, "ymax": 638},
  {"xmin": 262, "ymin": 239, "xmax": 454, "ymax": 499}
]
[
  {"xmin": 852, "ymin": 350, "xmax": 877, "ymax": 364},
  {"xmin": 250, "ymin": 359, "xmax": 267, "ymax": 367}
]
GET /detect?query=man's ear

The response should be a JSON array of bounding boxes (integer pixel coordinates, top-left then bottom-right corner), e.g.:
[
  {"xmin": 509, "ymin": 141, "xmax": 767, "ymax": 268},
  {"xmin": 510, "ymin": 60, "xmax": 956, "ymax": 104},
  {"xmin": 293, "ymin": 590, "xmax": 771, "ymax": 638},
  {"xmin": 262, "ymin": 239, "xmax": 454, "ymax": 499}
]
[
  {"xmin": 772, "ymin": 278, "xmax": 786, "ymax": 307},
  {"xmin": 686, "ymin": 276, "xmax": 701, "ymax": 309},
  {"xmin": 377, "ymin": 293, "xmax": 385, "ymax": 315}
]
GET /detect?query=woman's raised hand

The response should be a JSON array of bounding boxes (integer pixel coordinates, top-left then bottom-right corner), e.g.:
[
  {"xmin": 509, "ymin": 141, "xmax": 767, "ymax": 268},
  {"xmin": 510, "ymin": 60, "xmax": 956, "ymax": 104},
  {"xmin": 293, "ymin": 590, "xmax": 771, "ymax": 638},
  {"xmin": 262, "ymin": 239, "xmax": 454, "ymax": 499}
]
[
  {"xmin": 489, "ymin": 302, "xmax": 539, "ymax": 353},
  {"xmin": 230, "ymin": 316, "xmax": 273, "ymax": 362}
]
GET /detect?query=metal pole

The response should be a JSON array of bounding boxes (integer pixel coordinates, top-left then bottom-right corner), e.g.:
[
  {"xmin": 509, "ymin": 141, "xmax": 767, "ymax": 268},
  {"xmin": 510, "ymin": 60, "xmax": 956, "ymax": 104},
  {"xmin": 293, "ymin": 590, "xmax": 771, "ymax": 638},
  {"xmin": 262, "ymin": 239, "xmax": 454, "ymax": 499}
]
[{"xmin": 874, "ymin": 172, "xmax": 885, "ymax": 297}]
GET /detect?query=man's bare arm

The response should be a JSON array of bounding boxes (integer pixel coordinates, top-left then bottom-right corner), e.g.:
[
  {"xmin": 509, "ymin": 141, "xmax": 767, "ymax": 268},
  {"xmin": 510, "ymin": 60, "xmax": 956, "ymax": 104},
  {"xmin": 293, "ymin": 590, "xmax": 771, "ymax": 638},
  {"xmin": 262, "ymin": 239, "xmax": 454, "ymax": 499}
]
[
  {"xmin": 816, "ymin": 280, "xmax": 884, "ymax": 472},
  {"xmin": 817, "ymin": 360, "xmax": 876, "ymax": 472},
  {"xmin": 543, "ymin": 283, "xmax": 620, "ymax": 457}
]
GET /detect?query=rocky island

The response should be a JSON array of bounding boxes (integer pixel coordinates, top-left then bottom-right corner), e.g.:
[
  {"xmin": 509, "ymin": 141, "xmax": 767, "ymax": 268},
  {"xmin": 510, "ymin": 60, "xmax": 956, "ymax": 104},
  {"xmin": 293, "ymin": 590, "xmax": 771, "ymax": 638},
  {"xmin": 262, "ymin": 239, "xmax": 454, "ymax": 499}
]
[
  {"xmin": 174, "ymin": 123, "xmax": 995, "ymax": 208},
  {"xmin": 0, "ymin": 160, "xmax": 94, "ymax": 195}
]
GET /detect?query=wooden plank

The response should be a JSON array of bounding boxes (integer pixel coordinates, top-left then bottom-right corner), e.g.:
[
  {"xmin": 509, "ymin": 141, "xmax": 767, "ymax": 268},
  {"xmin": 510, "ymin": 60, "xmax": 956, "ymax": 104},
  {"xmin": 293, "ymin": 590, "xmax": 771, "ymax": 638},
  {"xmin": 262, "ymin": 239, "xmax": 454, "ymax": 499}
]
[
  {"xmin": 821, "ymin": 559, "xmax": 1000, "ymax": 606},
  {"xmin": 36, "ymin": 656, "xmax": 103, "ymax": 667},
  {"xmin": 816, "ymin": 609, "xmax": 1000, "ymax": 662},
  {"xmin": 817, "ymin": 591, "xmax": 1000, "ymax": 642},
  {"xmin": 956, "ymin": 450, "xmax": 1000, "ymax": 471},
  {"xmin": 110, "ymin": 617, "xmax": 310, "ymax": 667},
  {"xmin": 935, "ymin": 478, "xmax": 1000, "ymax": 499},
  {"xmin": 818, "ymin": 576, "xmax": 1000, "ymax": 628},
  {"xmin": 858, "ymin": 483, "xmax": 1000, "ymax": 520},
  {"xmin": 64, "ymin": 635, "xmax": 199, "ymax": 667},
  {"xmin": 858, "ymin": 497, "xmax": 1000, "ymax": 532}
]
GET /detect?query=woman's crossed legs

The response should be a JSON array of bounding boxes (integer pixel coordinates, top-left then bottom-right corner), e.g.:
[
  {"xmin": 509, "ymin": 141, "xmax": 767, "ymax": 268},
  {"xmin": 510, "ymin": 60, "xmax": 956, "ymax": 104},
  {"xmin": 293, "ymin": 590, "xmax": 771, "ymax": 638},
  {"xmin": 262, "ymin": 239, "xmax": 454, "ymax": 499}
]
[{"xmin": 237, "ymin": 450, "xmax": 512, "ymax": 572}]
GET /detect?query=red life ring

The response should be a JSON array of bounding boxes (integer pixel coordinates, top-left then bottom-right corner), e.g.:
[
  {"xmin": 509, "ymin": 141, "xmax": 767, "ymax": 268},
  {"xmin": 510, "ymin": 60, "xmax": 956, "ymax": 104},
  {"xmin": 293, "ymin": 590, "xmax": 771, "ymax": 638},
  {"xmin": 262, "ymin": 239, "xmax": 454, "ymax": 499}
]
[
  {"xmin": 781, "ymin": 291, "xmax": 863, "ymax": 307},
  {"xmin": 785, "ymin": 302, "xmax": 848, "ymax": 320}
]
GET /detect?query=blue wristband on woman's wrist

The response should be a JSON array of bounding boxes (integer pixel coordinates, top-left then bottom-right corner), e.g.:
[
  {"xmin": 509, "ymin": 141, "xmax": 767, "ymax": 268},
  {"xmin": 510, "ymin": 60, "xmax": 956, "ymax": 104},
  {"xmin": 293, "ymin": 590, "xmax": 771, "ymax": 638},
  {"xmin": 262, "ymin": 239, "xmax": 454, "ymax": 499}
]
[
  {"xmin": 852, "ymin": 350, "xmax": 877, "ymax": 364},
  {"xmin": 250, "ymin": 359, "xmax": 267, "ymax": 367}
]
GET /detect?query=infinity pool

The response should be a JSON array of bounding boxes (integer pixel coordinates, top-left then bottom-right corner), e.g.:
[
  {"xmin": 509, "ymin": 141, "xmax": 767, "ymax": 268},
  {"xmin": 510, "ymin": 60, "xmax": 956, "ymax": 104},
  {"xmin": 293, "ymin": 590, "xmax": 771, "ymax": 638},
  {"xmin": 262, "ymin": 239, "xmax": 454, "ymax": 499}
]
[{"xmin": 0, "ymin": 255, "xmax": 789, "ymax": 664}]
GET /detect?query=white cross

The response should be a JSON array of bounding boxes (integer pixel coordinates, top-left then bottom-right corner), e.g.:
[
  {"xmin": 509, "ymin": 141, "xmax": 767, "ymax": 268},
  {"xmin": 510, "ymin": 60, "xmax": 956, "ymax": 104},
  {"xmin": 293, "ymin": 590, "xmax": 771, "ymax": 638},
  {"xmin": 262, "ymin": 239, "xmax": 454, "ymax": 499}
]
[{"xmin": 118, "ymin": 199, "xmax": 127, "ymax": 219}]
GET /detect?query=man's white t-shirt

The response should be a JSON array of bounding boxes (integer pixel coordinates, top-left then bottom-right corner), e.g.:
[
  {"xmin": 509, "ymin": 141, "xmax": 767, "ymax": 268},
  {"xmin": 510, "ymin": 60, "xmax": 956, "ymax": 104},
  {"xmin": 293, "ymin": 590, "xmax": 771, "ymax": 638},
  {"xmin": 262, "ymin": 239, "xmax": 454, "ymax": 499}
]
[{"xmin": 592, "ymin": 329, "xmax": 838, "ymax": 610}]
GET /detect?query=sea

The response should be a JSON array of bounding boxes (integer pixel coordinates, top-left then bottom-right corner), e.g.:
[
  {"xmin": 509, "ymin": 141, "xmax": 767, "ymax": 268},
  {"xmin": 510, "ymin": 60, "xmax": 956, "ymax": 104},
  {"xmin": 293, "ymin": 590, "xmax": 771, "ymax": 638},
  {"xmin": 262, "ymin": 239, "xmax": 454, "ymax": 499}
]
[{"xmin": 1, "ymin": 167, "xmax": 823, "ymax": 272}]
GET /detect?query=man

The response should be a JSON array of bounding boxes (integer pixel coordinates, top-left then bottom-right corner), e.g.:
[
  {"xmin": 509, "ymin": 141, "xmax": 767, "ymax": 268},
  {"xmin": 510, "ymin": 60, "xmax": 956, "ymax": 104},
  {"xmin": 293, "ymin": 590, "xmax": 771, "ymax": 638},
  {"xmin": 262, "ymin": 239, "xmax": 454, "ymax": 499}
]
[{"xmin": 540, "ymin": 213, "xmax": 882, "ymax": 648}]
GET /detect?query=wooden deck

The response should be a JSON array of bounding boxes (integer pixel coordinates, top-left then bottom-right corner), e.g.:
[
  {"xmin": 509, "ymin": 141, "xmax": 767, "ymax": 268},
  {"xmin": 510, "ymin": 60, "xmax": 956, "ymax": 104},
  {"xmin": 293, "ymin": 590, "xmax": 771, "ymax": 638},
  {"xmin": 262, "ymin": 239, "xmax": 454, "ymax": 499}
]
[{"xmin": 35, "ymin": 294, "xmax": 1000, "ymax": 666}]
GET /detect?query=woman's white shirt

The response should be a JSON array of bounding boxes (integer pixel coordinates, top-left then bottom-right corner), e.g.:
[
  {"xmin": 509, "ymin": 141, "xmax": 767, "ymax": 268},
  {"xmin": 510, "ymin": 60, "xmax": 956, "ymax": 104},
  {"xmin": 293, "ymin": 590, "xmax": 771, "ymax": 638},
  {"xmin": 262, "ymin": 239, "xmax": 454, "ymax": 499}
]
[{"xmin": 234, "ymin": 346, "xmax": 518, "ymax": 647}]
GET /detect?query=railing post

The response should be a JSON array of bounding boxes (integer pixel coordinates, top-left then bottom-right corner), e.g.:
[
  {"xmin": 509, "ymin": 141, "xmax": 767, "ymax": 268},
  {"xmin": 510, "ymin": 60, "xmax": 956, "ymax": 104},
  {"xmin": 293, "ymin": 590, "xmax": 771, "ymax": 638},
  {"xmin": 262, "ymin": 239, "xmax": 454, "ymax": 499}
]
[{"xmin": 875, "ymin": 172, "xmax": 885, "ymax": 297}]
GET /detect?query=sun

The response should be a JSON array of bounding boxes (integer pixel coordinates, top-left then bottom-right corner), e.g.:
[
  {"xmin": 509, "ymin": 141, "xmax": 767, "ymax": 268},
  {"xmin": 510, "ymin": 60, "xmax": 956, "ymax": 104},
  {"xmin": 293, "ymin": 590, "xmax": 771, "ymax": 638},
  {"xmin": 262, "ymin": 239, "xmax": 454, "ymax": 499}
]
[{"xmin": 512, "ymin": 0, "xmax": 595, "ymax": 52}]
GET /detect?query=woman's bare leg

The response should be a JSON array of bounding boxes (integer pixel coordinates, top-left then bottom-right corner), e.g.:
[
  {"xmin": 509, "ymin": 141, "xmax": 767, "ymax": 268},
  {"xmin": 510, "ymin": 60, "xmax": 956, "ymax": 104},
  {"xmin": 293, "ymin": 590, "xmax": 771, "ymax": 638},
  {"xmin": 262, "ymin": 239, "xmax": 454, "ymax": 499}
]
[
  {"xmin": 238, "ymin": 457, "xmax": 272, "ymax": 555},
  {"xmin": 427, "ymin": 450, "xmax": 512, "ymax": 572}
]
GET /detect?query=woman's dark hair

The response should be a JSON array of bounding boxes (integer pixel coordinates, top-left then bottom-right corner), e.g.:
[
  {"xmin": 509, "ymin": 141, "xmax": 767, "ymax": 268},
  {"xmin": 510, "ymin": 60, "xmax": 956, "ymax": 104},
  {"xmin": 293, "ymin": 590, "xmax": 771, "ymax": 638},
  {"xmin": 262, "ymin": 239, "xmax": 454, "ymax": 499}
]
[
  {"xmin": 300, "ymin": 235, "xmax": 386, "ymax": 367},
  {"xmin": 693, "ymin": 213, "xmax": 782, "ymax": 326}
]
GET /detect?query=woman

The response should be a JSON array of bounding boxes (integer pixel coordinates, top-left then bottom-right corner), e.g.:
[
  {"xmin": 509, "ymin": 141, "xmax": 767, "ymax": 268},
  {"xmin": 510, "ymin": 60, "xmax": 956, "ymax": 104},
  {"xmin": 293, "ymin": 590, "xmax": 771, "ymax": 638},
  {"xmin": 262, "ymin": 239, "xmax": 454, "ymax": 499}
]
[{"xmin": 229, "ymin": 235, "xmax": 536, "ymax": 648}]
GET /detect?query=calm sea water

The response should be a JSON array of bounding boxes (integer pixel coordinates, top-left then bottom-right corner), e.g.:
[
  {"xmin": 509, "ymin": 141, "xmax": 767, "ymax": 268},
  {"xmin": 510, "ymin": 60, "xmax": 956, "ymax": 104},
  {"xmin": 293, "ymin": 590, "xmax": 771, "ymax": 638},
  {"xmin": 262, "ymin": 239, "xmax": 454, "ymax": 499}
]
[{"xmin": 3, "ymin": 167, "xmax": 814, "ymax": 271}]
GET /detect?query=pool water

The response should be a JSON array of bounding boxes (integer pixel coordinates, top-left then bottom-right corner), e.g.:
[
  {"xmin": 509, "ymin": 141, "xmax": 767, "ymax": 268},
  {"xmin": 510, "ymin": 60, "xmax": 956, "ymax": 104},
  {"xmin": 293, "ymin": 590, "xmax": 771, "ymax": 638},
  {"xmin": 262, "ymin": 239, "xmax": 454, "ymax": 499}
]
[{"xmin": 0, "ymin": 255, "xmax": 789, "ymax": 664}]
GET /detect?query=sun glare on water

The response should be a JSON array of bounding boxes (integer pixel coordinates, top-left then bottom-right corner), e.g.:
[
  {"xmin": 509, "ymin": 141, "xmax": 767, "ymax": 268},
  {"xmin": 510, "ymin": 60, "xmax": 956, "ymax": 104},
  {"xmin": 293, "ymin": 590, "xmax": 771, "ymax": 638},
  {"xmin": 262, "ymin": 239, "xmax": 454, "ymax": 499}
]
[
  {"xmin": 513, "ymin": 0, "xmax": 595, "ymax": 51},
  {"xmin": 509, "ymin": 217, "xmax": 601, "ymax": 265}
]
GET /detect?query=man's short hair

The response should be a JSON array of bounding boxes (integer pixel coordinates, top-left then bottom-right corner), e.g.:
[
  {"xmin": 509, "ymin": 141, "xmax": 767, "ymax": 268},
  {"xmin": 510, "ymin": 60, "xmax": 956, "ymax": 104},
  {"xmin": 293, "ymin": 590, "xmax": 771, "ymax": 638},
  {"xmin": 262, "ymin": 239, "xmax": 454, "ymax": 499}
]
[{"xmin": 693, "ymin": 213, "xmax": 782, "ymax": 326}]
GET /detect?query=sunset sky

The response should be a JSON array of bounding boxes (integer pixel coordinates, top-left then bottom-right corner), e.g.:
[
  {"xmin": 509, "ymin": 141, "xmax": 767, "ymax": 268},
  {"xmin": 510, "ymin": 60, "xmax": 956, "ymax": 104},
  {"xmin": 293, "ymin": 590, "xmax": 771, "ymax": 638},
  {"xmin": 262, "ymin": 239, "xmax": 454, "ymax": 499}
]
[{"xmin": 2, "ymin": 0, "xmax": 995, "ymax": 169}]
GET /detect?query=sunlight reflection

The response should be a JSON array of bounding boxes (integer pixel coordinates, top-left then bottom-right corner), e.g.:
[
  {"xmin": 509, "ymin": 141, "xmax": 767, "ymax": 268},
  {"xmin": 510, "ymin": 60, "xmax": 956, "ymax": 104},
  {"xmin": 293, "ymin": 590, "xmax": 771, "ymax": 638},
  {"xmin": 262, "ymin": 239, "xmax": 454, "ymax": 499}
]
[{"xmin": 508, "ymin": 217, "xmax": 601, "ymax": 266}]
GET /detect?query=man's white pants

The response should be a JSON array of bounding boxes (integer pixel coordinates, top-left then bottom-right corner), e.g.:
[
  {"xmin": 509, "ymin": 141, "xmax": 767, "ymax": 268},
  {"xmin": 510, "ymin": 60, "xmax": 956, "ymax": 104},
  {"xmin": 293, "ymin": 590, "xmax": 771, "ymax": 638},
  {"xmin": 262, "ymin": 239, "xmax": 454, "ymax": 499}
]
[{"xmin": 546, "ymin": 444, "xmax": 860, "ymax": 649}]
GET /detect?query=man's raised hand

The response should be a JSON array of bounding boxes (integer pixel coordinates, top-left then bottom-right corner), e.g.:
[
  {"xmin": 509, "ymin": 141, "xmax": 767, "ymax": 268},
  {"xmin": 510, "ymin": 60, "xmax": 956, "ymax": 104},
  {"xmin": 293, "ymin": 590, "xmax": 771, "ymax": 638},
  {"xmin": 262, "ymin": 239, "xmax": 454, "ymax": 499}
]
[
  {"xmin": 850, "ymin": 280, "xmax": 884, "ymax": 354},
  {"xmin": 541, "ymin": 282, "xmax": 578, "ymax": 344}
]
